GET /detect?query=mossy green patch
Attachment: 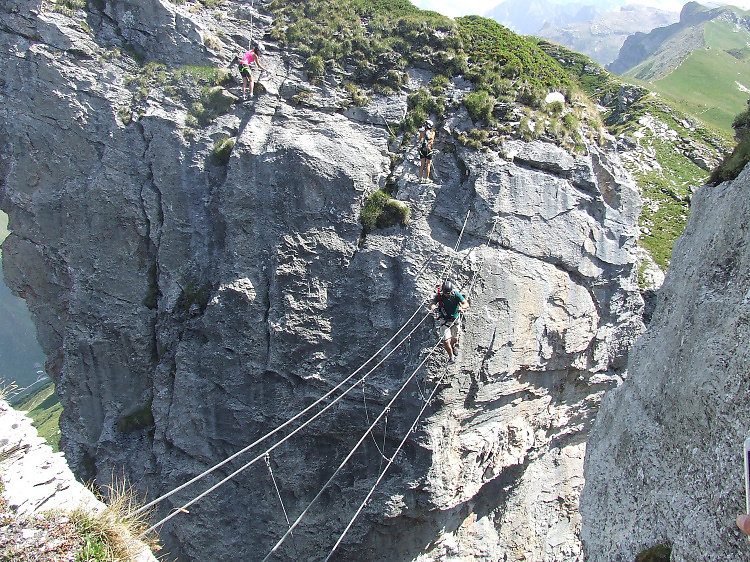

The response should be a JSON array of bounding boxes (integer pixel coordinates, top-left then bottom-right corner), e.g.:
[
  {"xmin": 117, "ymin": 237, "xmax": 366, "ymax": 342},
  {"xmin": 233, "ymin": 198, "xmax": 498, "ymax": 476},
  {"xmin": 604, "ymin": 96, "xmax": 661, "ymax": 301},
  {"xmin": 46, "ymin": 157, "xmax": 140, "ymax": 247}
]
[
  {"xmin": 210, "ymin": 136, "xmax": 236, "ymax": 166},
  {"xmin": 636, "ymin": 543, "xmax": 671, "ymax": 562},
  {"xmin": 116, "ymin": 400, "xmax": 154, "ymax": 434},
  {"xmin": 360, "ymin": 190, "xmax": 410, "ymax": 233}
]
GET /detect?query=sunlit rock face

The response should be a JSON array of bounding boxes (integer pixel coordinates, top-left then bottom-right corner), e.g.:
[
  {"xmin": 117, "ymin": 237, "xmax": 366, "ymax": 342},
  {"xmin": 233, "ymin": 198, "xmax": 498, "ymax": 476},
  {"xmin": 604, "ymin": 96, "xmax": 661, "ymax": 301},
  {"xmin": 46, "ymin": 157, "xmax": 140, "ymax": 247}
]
[
  {"xmin": 0, "ymin": 1, "xmax": 643, "ymax": 559},
  {"xmin": 581, "ymin": 165, "xmax": 750, "ymax": 562}
]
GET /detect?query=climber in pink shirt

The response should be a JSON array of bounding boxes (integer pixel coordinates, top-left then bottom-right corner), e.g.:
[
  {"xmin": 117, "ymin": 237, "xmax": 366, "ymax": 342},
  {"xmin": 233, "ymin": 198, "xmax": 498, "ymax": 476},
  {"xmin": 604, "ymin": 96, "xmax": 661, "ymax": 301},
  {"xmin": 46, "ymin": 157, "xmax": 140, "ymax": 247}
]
[{"xmin": 235, "ymin": 42, "xmax": 266, "ymax": 100}]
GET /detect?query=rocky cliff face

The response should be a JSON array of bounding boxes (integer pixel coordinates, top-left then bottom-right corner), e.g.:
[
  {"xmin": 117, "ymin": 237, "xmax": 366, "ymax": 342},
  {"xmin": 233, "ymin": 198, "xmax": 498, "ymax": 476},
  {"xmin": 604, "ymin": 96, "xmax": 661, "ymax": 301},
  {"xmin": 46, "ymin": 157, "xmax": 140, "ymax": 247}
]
[
  {"xmin": 581, "ymin": 164, "xmax": 750, "ymax": 561},
  {"xmin": 0, "ymin": 0, "xmax": 644, "ymax": 559}
]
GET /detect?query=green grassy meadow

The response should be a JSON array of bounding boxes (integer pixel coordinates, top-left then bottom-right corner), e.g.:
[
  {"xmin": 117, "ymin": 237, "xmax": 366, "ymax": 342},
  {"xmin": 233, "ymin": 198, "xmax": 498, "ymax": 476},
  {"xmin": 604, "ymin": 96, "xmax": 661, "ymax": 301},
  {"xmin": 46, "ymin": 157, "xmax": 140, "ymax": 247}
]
[
  {"xmin": 12, "ymin": 381, "xmax": 62, "ymax": 452},
  {"xmin": 629, "ymin": 21, "xmax": 750, "ymax": 138}
]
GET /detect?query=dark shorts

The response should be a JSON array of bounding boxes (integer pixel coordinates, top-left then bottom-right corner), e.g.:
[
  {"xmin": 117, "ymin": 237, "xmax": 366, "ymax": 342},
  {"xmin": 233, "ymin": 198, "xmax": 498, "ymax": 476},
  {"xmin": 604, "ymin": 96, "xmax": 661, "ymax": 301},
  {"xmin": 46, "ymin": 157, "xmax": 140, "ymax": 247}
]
[
  {"xmin": 239, "ymin": 65, "xmax": 252, "ymax": 79},
  {"xmin": 420, "ymin": 149, "xmax": 433, "ymax": 160}
]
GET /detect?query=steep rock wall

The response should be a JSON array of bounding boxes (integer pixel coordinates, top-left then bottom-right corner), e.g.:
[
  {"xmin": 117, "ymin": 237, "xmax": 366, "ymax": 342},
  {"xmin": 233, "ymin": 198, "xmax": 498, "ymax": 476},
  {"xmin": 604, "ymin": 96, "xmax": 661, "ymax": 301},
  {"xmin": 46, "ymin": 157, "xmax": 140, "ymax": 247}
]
[
  {"xmin": 1, "ymin": 1, "xmax": 643, "ymax": 559},
  {"xmin": 580, "ymin": 165, "xmax": 750, "ymax": 560}
]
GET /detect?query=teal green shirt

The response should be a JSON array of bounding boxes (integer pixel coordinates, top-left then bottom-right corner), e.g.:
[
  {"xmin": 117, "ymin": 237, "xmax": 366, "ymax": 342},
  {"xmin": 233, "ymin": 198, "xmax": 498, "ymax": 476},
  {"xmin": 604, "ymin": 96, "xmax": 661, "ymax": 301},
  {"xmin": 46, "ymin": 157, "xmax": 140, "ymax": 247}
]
[{"xmin": 433, "ymin": 290, "xmax": 465, "ymax": 320}]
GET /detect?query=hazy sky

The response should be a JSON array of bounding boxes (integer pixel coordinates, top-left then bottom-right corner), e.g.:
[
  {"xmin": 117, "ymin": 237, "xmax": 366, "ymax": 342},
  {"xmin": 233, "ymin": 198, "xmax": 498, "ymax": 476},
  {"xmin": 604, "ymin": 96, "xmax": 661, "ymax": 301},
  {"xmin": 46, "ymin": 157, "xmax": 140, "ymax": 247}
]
[{"xmin": 408, "ymin": 0, "xmax": 750, "ymax": 18}]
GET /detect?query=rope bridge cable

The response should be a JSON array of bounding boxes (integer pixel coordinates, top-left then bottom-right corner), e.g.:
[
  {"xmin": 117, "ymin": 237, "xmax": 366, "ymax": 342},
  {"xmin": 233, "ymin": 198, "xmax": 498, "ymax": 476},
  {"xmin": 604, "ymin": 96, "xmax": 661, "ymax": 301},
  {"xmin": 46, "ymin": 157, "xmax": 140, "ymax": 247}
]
[
  {"xmin": 144, "ymin": 311, "xmax": 434, "ymax": 534},
  {"xmin": 134, "ymin": 304, "xmax": 430, "ymax": 518},
  {"xmin": 325, "ymin": 356, "xmax": 451, "ymax": 561},
  {"xmin": 265, "ymin": 454, "xmax": 297, "ymax": 556},
  {"xmin": 262, "ymin": 338, "xmax": 445, "ymax": 562},
  {"xmin": 135, "ymin": 209, "xmax": 472, "ymax": 519},
  {"xmin": 438, "ymin": 209, "xmax": 471, "ymax": 285},
  {"xmin": 324, "ymin": 217, "xmax": 499, "ymax": 559}
]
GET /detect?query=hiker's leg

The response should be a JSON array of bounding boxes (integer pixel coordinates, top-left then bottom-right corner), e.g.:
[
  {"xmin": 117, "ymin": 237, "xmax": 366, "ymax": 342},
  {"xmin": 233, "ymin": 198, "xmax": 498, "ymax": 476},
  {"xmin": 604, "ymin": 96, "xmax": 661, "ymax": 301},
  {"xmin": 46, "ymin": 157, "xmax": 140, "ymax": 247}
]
[
  {"xmin": 443, "ymin": 338, "xmax": 454, "ymax": 358},
  {"xmin": 441, "ymin": 325, "xmax": 454, "ymax": 358},
  {"xmin": 249, "ymin": 75, "xmax": 255, "ymax": 96}
]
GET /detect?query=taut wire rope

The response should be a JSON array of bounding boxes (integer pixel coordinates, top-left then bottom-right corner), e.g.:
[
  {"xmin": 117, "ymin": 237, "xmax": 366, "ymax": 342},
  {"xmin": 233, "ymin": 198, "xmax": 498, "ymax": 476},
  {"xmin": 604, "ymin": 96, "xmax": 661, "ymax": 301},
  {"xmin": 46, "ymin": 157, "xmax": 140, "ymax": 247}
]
[
  {"xmin": 325, "ymin": 215, "xmax": 500, "ymax": 559},
  {"xmin": 135, "ymin": 303, "xmax": 428, "ymax": 517},
  {"xmin": 262, "ymin": 339, "xmax": 444, "ymax": 561},
  {"xmin": 136, "ymin": 208, "xmax": 472, "ymax": 519},
  {"xmin": 144, "ymin": 311, "xmax": 432, "ymax": 534},
  {"xmin": 265, "ymin": 454, "xmax": 297, "ymax": 555},
  {"xmin": 324, "ymin": 359, "xmax": 450, "ymax": 561}
]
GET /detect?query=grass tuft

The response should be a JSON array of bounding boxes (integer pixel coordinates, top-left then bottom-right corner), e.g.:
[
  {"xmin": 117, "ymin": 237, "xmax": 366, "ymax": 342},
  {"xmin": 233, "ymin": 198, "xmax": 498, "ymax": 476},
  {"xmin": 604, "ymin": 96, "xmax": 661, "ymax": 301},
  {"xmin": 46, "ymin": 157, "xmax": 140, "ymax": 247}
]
[{"xmin": 70, "ymin": 479, "xmax": 159, "ymax": 561}]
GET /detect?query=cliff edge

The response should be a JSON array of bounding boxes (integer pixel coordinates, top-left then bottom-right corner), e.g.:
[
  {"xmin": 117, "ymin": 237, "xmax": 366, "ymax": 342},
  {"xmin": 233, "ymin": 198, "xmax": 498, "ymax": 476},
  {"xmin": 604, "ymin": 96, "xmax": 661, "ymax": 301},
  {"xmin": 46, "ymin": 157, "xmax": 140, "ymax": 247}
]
[{"xmin": 581, "ymin": 164, "xmax": 750, "ymax": 560}]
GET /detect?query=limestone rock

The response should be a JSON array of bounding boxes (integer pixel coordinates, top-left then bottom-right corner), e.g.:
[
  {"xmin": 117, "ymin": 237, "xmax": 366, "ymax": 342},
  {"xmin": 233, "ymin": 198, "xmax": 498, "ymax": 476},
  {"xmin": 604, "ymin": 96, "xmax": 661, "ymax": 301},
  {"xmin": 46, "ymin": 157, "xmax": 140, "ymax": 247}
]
[
  {"xmin": 581, "ymin": 164, "xmax": 750, "ymax": 561},
  {"xmin": 0, "ymin": 0, "xmax": 644, "ymax": 560}
]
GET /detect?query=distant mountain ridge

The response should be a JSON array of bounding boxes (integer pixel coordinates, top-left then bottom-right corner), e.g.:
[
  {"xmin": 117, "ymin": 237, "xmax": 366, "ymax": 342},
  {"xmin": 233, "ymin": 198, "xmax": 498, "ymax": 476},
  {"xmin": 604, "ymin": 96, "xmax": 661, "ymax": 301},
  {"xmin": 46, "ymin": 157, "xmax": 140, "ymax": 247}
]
[
  {"xmin": 537, "ymin": 5, "xmax": 679, "ymax": 66},
  {"xmin": 608, "ymin": 1, "xmax": 750, "ymax": 77},
  {"xmin": 607, "ymin": 1, "xmax": 750, "ymax": 136},
  {"xmin": 485, "ymin": 0, "xmax": 624, "ymax": 35}
]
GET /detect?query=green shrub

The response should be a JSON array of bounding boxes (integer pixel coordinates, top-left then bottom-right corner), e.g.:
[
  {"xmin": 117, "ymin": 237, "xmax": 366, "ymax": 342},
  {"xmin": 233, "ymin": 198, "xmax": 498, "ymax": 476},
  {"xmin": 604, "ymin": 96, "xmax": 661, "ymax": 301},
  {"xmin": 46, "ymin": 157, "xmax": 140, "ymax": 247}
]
[
  {"xmin": 547, "ymin": 100, "xmax": 564, "ymax": 116},
  {"xmin": 117, "ymin": 106, "xmax": 132, "ymax": 125},
  {"xmin": 360, "ymin": 190, "xmax": 410, "ymax": 232},
  {"xmin": 307, "ymin": 55, "xmax": 325, "ymax": 79},
  {"xmin": 562, "ymin": 112, "xmax": 579, "ymax": 132},
  {"xmin": 464, "ymin": 90, "xmax": 496, "ymax": 124},
  {"xmin": 708, "ymin": 135, "xmax": 750, "ymax": 185},
  {"xmin": 345, "ymin": 83, "xmax": 370, "ymax": 106},
  {"xmin": 210, "ymin": 136, "xmax": 236, "ymax": 166},
  {"xmin": 379, "ymin": 198, "xmax": 410, "ymax": 228}
]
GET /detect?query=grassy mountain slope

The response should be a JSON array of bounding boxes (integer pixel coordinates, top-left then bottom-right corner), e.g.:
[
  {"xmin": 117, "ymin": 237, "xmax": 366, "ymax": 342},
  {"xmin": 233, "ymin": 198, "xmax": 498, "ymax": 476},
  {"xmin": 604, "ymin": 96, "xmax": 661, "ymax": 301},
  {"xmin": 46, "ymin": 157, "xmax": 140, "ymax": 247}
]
[
  {"xmin": 618, "ymin": 7, "xmax": 750, "ymax": 138},
  {"xmin": 0, "ymin": 211, "xmax": 46, "ymax": 391},
  {"xmin": 10, "ymin": 381, "xmax": 62, "ymax": 452}
]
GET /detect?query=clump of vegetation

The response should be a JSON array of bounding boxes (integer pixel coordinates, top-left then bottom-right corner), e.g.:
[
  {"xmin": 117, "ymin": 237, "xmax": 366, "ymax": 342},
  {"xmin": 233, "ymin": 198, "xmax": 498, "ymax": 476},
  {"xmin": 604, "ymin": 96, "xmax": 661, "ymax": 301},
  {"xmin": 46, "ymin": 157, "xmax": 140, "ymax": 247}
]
[
  {"xmin": 49, "ymin": 0, "xmax": 86, "ymax": 16},
  {"xmin": 70, "ymin": 479, "xmax": 159, "ymax": 561},
  {"xmin": 210, "ymin": 136, "xmax": 236, "ymax": 166},
  {"xmin": 116, "ymin": 400, "xmax": 154, "ymax": 434},
  {"xmin": 344, "ymin": 83, "xmax": 370, "ymax": 106},
  {"xmin": 360, "ymin": 190, "xmax": 410, "ymax": 233},
  {"xmin": 708, "ymin": 104, "xmax": 750, "ymax": 185},
  {"xmin": 636, "ymin": 543, "xmax": 671, "ymax": 562},
  {"xmin": 464, "ymin": 90, "xmax": 496, "ymax": 124}
]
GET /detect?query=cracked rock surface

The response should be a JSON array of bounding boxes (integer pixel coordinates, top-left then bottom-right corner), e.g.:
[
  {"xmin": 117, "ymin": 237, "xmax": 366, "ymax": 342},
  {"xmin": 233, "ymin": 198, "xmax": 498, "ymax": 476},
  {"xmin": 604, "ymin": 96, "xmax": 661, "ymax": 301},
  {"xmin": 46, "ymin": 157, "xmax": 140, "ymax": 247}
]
[
  {"xmin": 1, "ymin": 1, "xmax": 644, "ymax": 559},
  {"xmin": 581, "ymin": 165, "xmax": 750, "ymax": 562}
]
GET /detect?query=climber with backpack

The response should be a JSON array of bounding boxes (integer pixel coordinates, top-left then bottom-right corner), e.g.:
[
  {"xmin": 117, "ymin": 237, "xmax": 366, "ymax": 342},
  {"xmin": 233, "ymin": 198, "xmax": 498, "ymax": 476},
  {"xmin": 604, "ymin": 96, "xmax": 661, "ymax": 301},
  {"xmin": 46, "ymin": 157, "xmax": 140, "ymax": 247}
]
[
  {"xmin": 428, "ymin": 280, "xmax": 469, "ymax": 365},
  {"xmin": 418, "ymin": 119, "xmax": 436, "ymax": 182},
  {"xmin": 231, "ymin": 42, "xmax": 267, "ymax": 101}
]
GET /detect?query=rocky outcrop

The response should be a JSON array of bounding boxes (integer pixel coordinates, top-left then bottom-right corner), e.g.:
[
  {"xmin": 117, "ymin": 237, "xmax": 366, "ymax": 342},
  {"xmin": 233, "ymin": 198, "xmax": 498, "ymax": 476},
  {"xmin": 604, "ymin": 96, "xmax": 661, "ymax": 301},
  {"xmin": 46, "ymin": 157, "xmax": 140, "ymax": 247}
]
[
  {"xmin": 0, "ymin": 1, "xmax": 644, "ymax": 560},
  {"xmin": 0, "ymin": 400, "xmax": 156, "ymax": 560},
  {"xmin": 581, "ymin": 164, "xmax": 750, "ymax": 560}
]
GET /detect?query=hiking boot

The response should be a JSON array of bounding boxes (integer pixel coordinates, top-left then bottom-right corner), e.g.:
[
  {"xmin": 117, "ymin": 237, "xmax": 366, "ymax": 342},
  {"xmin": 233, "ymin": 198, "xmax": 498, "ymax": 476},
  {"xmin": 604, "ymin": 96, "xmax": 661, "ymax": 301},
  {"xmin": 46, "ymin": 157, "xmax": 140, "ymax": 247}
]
[{"xmin": 447, "ymin": 356, "xmax": 456, "ymax": 365}]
